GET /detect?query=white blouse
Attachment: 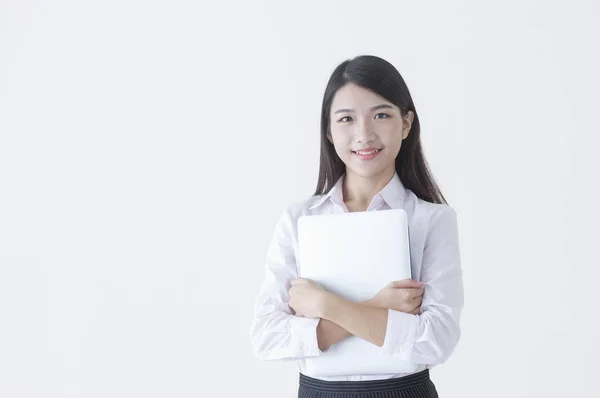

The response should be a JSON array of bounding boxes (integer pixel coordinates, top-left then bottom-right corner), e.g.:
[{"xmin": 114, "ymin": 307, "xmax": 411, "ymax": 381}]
[{"xmin": 249, "ymin": 172, "xmax": 464, "ymax": 381}]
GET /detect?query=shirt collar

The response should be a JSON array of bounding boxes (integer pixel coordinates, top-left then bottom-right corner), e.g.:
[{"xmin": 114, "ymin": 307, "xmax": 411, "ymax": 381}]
[
  {"xmin": 309, "ymin": 172, "xmax": 406, "ymax": 210},
  {"xmin": 309, "ymin": 175, "xmax": 345, "ymax": 210},
  {"xmin": 378, "ymin": 172, "xmax": 406, "ymax": 209}
]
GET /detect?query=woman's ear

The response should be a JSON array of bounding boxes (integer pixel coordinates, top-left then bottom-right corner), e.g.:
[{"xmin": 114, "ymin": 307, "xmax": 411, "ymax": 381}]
[
  {"xmin": 402, "ymin": 111, "xmax": 415, "ymax": 140},
  {"xmin": 327, "ymin": 132, "xmax": 333, "ymax": 144}
]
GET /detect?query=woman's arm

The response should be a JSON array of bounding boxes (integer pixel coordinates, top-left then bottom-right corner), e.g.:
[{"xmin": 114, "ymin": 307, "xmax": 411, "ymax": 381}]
[
  {"xmin": 315, "ymin": 297, "xmax": 390, "ymax": 350},
  {"xmin": 316, "ymin": 279, "xmax": 424, "ymax": 347},
  {"xmin": 316, "ymin": 319, "xmax": 351, "ymax": 351},
  {"xmin": 249, "ymin": 209, "xmax": 325, "ymax": 361},
  {"xmin": 321, "ymin": 296, "xmax": 389, "ymax": 346},
  {"xmin": 382, "ymin": 206, "xmax": 463, "ymax": 365}
]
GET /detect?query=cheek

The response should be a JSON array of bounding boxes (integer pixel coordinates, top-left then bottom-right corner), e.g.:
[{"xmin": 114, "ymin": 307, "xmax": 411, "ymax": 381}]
[
  {"xmin": 383, "ymin": 126, "xmax": 404, "ymax": 147},
  {"xmin": 329, "ymin": 130, "xmax": 350, "ymax": 149}
]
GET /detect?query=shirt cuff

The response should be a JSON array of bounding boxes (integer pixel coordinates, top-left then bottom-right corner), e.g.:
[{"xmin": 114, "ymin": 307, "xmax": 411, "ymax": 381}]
[
  {"xmin": 290, "ymin": 316, "xmax": 323, "ymax": 357},
  {"xmin": 381, "ymin": 309, "xmax": 419, "ymax": 361}
]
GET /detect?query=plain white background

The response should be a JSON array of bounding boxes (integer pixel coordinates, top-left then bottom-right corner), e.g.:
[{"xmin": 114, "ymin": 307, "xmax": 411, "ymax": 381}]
[{"xmin": 1, "ymin": 1, "xmax": 599, "ymax": 397}]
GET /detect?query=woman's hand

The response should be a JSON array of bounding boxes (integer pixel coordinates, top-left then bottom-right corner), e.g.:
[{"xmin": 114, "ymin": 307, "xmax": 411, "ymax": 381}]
[
  {"xmin": 288, "ymin": 278, "xmax": 329, "ymax": 318},
  {"xmin": 369, "ymin": 279, "xmax": 424, "ymax": 315}
]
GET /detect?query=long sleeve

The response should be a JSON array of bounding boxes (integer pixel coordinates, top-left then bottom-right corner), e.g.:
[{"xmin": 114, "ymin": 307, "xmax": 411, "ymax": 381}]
[
  {"xmin": 381, "ymin": 205, "xmax": 464, "ymax": 365},
  {"xmin": 249, "ymin": 208, "xmax": 324, "ymax": 361}
]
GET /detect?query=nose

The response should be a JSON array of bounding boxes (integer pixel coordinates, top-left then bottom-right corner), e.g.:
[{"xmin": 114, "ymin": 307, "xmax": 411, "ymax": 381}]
[{"xmin": 355, "ymin": 118, "xmax": 376, "ymax": 143}]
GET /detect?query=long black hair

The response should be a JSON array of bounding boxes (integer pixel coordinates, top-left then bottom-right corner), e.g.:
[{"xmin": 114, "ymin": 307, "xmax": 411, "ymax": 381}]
[{"xmin": 313, "ymin": 55, "xmax": 447, "ymax": 205}]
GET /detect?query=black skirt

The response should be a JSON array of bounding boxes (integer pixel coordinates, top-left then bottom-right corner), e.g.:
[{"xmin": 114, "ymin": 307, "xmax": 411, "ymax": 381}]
[{"xmin": 298, "ymin": 369, "xmax": 438, "ymax": 398}]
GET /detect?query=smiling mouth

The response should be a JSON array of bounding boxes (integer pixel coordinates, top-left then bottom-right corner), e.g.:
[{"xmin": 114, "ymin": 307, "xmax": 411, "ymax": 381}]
[{"xmin": 352, "ymin": 148, "xmax": 381, "ymax": 155}]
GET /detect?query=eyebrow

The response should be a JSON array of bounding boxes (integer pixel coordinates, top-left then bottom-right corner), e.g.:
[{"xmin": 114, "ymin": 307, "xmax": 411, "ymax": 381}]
[{"xmin": 334, "ymin": 104, "xmax": 394, "ymax": 114}]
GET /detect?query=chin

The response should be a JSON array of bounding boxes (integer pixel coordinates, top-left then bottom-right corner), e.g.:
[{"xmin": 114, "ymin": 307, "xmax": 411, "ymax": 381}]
[{"xmin": 347, "ymin": 166, "xmax": 389, "ymax": 179}]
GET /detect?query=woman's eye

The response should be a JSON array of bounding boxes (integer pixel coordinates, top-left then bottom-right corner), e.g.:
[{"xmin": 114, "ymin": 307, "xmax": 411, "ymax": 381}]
[
  {"xmin": 375, "ymin": 113, "xmax": 390, "ymax": 119},
  {"xmin": 338, "ymin": 116, "xmax": 353, "ymax": 123}
]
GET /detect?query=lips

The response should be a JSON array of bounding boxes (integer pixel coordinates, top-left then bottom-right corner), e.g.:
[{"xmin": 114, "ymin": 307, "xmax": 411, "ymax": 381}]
[
  {"xmin": 352, "ymin": 147, "xmax": 382, "ymax": 161},
  {"xmin": 352, "ymin": 147, "xmax": 381, "ymax": 155}
]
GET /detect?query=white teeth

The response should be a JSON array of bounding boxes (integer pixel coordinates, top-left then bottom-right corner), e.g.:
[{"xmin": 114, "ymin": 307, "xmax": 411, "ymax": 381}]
[{"xmin": 355, "ymin": 149, "xmax": 378, "ymax": 155}]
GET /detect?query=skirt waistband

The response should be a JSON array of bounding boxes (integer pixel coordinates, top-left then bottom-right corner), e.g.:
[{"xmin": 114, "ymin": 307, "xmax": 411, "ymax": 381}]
[{"xmin": 299, "ymin": 369, "xmax": 431, "ymax": 393}]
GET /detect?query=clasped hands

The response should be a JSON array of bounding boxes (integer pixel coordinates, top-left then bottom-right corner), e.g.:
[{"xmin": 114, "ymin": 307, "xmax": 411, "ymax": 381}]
[{"xmin": 288, "ymin": 278, "xmax": 424, "ymax": 319}]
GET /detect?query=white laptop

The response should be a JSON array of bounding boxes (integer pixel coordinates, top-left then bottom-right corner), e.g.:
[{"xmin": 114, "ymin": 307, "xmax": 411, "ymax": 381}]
[{"xmin": 297, "ymin": 208, "xmax": 419, "ymax": 376}]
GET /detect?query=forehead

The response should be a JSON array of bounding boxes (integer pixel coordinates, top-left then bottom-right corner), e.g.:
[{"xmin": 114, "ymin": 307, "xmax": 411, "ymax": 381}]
[{"xmin": 331, "ymin": 83, "xmax": 393, "ymax": 109}]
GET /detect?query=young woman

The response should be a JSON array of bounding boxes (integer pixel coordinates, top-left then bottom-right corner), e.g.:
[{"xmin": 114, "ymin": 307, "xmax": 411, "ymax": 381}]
[{"xmin": 249, "ymin": 55, "xmax": 464, "ymax": 398}]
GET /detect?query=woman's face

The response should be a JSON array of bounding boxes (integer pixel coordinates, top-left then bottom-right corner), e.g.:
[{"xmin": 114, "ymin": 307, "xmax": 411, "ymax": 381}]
[{"xmin": 328, "ymin": 83, "xmax": 413, "ymax": 179}]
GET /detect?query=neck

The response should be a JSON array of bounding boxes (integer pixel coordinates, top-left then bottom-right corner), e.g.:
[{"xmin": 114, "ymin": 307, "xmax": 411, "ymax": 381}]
[{"xmin": 342, "ymin": 166, "xmax": 395, "ymax": 208}]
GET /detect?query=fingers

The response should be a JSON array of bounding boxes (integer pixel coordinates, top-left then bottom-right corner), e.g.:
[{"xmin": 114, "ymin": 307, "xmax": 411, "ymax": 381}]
[
  {"xmin": 409, "ymin": 306, "xmax": 421, "ymax": 315},
  {"xmin": 400, "ymin": 287, "xmax": 424, "ymax": 302},
  {"xmin": 388, "ymin": 279, "xmax": 425, "ymax": 289},
  {"xmin": 413, "ymin": 296, "xmax": 423, "ymax": 308},
  {"xmin": 291, "ymin": 278, "xmax": 308, "ymax": 285},
  {"xmin": 290, "ymin": 303, "xmax": 303, "ymax": 317}
]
